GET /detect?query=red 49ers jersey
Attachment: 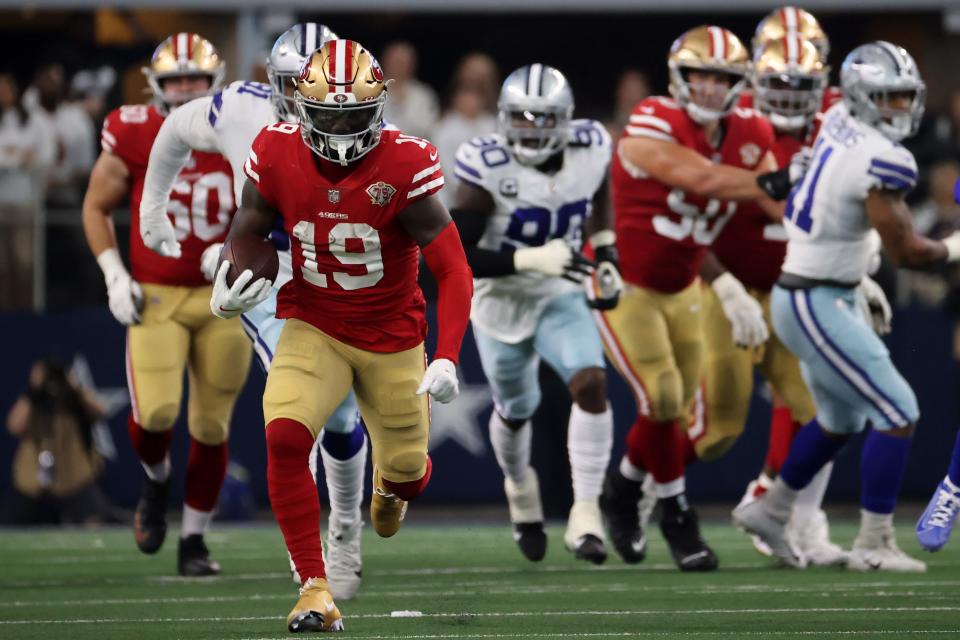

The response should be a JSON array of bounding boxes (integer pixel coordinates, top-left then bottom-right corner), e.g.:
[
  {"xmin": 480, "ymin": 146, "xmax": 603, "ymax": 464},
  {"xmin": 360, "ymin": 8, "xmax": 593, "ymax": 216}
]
[
  {"xmin": 611, "ymin": 96, "xmax": 775, "ymax": 293},
  {"xmin": 101, "ymin": 104, "xmax": 235, "ymax": 287},
  {"xmin": 711, "ymin": 111, "xmax": 824, "ymax": 291},
  {"xmin": 245, "ymin": 125, "xmax": 444, "ymax": 353}
]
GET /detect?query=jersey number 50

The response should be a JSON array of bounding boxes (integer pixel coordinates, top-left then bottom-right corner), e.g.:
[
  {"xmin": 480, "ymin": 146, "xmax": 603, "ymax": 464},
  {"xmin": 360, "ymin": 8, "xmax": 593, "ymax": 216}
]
[
  {"xmin": 292, "ymin": 221, "xmax": 384, "ymax": 291},
  {"xmin": 653, "ymin": 189, "xmax": 737, "ymax": 245},
  {"xmin": 168, "ymin": 172, "xmax": 234, "ymax": 242}
]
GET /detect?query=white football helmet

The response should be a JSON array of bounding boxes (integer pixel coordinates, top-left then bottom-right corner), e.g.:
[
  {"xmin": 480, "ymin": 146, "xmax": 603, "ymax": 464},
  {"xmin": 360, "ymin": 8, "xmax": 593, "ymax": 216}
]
[
  {"xmin": 841, "ymin": 41, "xmax": 925, "ymax": 142},
  {"xmin": 267, "ymin": 23, "xmax": 338, "ymax": 122},
  {"xmin": 497, "ymin": 63, "xmax": 574, "ymax": 166}
]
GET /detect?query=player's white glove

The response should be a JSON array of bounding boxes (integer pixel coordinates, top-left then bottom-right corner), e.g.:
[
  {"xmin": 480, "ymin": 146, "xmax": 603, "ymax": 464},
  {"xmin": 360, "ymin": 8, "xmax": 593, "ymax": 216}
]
[
  {"xmin": 712, "ymin": 272, "xmax": 769, "ymax": 348},
  {"xmin": 96, "ymin": 247, "xmax": 143, "ymax": 326},
  {"xmin": 416, "ymin": 358, "xmax": 459, "ymax": 404},
  {"xmin": 789, "ymin": 146, "xmax": 814, "ymax": 184},
  {"xmin": 587, "ymin": 230, "xmax": 623, "ymax": 310},
  {"xmin": 514, "ymin": 238, "xmax": 595, "ymax": 283},
  {"xmin": 865, "ymin": 229, "xmax": 883, "ymax": 275},
  {"xmin": 200, "ymin": 243, "xmax": 223, "ymax": 283},
  {"xmin": 943, "ymin": 231, "xmax": 960, "ymax": 262},
  {"xmin": 856, "ymin": 275, "xmax": 892, "ymax": 336},
  {"xmin": 140, "ymin": 207, "xmax": 182, "ymax": 259},
  {"xmin": 210, "ymin": 261, "xmax": 273, "ymax": 319}
]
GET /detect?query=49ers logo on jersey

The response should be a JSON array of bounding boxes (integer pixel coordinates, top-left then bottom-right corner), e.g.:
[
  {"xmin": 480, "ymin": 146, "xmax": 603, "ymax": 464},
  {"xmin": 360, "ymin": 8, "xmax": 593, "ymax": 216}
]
[{"xmin": 366, "ymin": 181, "xmax": 396, "ymax": 207}]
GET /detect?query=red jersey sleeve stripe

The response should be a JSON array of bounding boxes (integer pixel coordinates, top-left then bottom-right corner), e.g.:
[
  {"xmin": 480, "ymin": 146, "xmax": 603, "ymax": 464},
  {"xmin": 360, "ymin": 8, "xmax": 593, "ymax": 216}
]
[
  {"xmin": 411, "ymin": 162, "xmax": 442, "ymax": 184},
  {"xmin": 244, "ymin": 157, "xmax": 260, "ymax": 183},
  {"xmin": 628, "ymin": 114, "xmax": 672, "ymax": 134},
  {"xmin": 624, "ymin": 125, "xmax": 675, "ymax": 143},
  {"xmin": 407, "ymin": 176, "xmax": 444, "ymax": 200}
]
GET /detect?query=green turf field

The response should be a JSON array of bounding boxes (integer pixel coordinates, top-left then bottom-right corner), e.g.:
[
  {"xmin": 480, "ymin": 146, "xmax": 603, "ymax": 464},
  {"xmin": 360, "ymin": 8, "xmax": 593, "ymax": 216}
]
[{"xmin": 1, "ymin": 518, "xmax": 958, "ymax": 639}]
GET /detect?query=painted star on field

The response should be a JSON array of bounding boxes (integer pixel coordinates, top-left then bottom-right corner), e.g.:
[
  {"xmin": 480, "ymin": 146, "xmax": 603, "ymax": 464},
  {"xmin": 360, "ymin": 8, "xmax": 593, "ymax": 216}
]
[{"xmin": 428, "ymin": 381, "xmax": 492, "ymax": 457}]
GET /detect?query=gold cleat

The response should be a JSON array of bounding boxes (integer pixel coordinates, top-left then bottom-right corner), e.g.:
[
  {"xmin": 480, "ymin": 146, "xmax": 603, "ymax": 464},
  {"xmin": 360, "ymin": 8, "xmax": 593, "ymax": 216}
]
[
  {"xmin": 286, "ymin": 577, "xmax": 344, "ymax": 633},
  {"xmin": 370, "ymin": 465, "xmax": 407, "ymax": 538}
]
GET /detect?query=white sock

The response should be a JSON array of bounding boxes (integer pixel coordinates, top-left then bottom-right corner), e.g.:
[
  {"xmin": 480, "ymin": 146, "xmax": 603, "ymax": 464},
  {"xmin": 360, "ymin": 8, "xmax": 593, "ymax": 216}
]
[
  {"xmin": 181, "ymin": 504, "xmax": 213, "ymax": 538},
  {"xmin": 854, "ymin": 509, "xmax": 893, "ymax": 545},
  {"xmin": 619, "ymin": 456, "xmax": 646, "ymax": 482},
  {"xmin": 654, "ymin": 477, "xmax": 685, "ymax": 499},
  {"xmin": 793, "ymin": 461, "xmax": 832, "ymax": 515},
  {"xmin": 568, "ymin": 404, "xmax": 613, "ymax": 502},
  {"xmin": 320, "ymin": 434, "xmax": 368, "ymax": 527},
  {"xmin": 489, "ymin": 412, "xmax": 531, "ymax": 484},
  {"xmin": 764, "ymin": 477, "xmax": 800, "ymax": 522},
  {"xmin": 142, "ymin": 457, "xmax": 171, "ymax": 483}
]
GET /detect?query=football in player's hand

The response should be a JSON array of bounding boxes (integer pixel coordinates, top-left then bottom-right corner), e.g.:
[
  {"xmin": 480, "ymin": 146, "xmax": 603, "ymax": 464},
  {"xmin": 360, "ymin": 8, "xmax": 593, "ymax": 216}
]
[{"xmin": 221, "ymin": 235, "xmax": 279, "ymax": 287}]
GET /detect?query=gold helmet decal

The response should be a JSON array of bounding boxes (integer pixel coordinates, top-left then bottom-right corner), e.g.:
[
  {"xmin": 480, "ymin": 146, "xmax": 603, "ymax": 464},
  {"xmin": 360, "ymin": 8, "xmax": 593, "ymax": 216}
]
[
  {"xmin": 294, "ymin": 40, "xmax": 388, "ymax": 165},
  {"xmin": 668, "ymin": 26, "xmax": 750, "ymax": 125},
  {"xmin": 753, "ymin": 36, "xmax": 828, "ymax": 131},
  {"xmin": 753, "ymin": 7, "xmax": 829, "ymax": 60},
  {"xmin": 142, "ymin": 32, "xmax": 225, "ymax": 112}
]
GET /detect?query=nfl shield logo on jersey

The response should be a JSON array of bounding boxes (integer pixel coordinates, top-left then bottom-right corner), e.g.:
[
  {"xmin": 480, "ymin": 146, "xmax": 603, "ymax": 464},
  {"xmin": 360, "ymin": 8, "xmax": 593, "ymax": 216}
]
[
  {"xmin": 499, "ymin": 178, "xmax": 518, "ymax": 197},
  {"xmin": 739, "ymin": 143, "xmax": 761, "ymax": 167},
  {"xmin": 328, "ymin": 189, "xmax": 341, "ymax": 204},
  {"xmin": 366, "ymin": 181, "xmax": 396, "ymax": 207}
]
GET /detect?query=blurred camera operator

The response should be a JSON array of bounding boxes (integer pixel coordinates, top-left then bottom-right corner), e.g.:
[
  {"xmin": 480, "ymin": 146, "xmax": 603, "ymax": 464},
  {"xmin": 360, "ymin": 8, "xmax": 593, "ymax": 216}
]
[{"xmin": 3, "ymin": 358, "xmax": 117, "ymax": 525}]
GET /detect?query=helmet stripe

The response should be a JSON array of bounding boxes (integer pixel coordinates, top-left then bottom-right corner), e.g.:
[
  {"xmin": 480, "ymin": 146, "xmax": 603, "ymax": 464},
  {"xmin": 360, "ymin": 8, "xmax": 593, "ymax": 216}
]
[
  {"xmin": 708, "ymin": 27, "xmax": 726, "ymax": 60},
  {"xmin": 786, "ymin": 35, "xmax": 799, "ymax": 63},
  {"xmin": 305, "ymin": 23, "xmax": 316, "ymax": 54},
  {"xmin": 878, "ymin": 41, "xmax": 903, "ymax": 74},
  {"xmin": 527, "ymin": 63, "xmax": 543, "ymax": 97},
  {"xmin": 177, "ymin": 32, "xmax": 189, "ymax": 64},
  {"xmin": 328, "ymin": 40, "xmax": 339, "ymax": 90},
  {"xmin": 784, "ymin": 6, "xmax": 798, "ymax": 31},
  {"xmin": 343, "ymin": 40, "xmax": 354, "ymax": 92}
]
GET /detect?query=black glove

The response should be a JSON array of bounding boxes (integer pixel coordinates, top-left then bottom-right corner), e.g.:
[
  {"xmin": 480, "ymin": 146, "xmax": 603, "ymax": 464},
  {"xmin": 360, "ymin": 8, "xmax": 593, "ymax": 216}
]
[
  {"xmin": 757, "ymin": 168, "xmax": 793, "ymax": 201},
  {"xmin": 587, "ymin": 238, "xmax": 623, "ymax": 310}
]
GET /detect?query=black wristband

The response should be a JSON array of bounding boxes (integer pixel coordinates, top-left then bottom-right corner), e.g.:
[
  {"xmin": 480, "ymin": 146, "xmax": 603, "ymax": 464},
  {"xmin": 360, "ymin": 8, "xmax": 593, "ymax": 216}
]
[{"xmin": 757, "ymin": 168, "xmax": 792, "ymax": 201}]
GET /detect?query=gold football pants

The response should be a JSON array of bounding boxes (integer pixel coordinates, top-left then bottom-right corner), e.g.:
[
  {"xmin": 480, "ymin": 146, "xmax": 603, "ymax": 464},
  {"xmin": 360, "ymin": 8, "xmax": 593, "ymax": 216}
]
[
  {"xmin": 596, "ymin": 280, "xmax": 703, "ymax": 422},
  {"xmin": 690, "ymin": 285, "xmax": 816, "ymax": 461},
  {"xmin": 263, "ymin": 318, "xmax": 430, "ymax": 484},
  {"xmin": 126, "ymin": 283, "xmax": 251, "ymax": 445}
]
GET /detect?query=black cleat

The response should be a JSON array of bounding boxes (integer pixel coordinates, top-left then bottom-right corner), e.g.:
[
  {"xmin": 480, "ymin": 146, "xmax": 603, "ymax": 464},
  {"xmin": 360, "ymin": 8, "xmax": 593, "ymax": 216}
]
[
  {"xmin": 513, "ymin": 522, "xmax": 548, "ymax": 562},
  {"xmin": 571, "ymin": 533, "xmax": 608, "ymax": 565},
  {"xmin": 178, "ymin": 534, "xmax": 221, "ymax": 577},
  {"xmin": 133, "ymin": 477, "xmax": 169, "ymax": 554},
  {"xmin": 599, "ymin": 469, "xmax": 646, "ymax": 564},
  {"xmin": 659, "ymin": 494, "xmax": 719, "ymax": 572}
]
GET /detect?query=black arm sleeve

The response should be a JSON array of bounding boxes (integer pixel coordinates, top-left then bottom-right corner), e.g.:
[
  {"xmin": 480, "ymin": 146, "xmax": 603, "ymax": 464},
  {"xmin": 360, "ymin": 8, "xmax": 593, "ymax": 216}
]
[{"xmin": 450, "ymin": 208, "xmax": 518, "ymax": 278}]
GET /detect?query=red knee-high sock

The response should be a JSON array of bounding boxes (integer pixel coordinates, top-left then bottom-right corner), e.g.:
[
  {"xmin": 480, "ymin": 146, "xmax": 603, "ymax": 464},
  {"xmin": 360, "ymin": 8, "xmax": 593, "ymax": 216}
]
[
  {"xmin": 764, "ymin": 408, "xmax": 803, "ymax": 475},
  {"xmin": 266, "ymin": 418, "xmax": 325, "ymax": 583},
  {"xmin": 184, "ymin": 437, "xmax": 229, "ymax": 512},
  {"xmin": 680, "ymin": 429, "xmax": 698, "ymax": 467},
  {"xmin": 382, "ymin": 455, "xmax": 432, "ymax": 501},
  {"xmin": 127, "ymin": 413, "xmax": 173, "ymax": 465},
  {"xmin": 625, "ymin": 416, "xmax": 685, "ymax": 484}
]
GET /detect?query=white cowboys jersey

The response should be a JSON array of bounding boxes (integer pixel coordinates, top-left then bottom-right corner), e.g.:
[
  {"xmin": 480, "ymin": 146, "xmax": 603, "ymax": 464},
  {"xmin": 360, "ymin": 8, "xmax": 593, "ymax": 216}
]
[
  {"xmin": 454, "ymin": 119, "xmax": 612, "ymax": 342},
  {"xmin": 781, "ymin": 102, "xmax": 918, "ymax": 284}
]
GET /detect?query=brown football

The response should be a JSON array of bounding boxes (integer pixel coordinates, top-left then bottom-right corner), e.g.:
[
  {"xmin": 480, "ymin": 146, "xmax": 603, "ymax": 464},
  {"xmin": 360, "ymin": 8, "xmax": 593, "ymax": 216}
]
[{"xmin": 221, "ymin": 234, "xmax": 279, "ymax": 288}]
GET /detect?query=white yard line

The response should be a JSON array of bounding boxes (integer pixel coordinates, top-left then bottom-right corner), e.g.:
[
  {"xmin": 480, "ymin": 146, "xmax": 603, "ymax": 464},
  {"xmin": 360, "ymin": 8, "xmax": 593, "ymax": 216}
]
[
  {"xmin": 3, "ymin": 606, "xmax": 960, "ymax": 625},
  {"xmin": 3, "ymin": 581, "xmax": 959, "ymax": 609}
]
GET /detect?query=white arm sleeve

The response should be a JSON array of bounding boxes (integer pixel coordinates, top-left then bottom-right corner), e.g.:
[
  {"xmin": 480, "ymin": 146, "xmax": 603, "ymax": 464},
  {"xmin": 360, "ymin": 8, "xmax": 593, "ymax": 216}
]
[{"xmin": 140, "ymin": 96, "xmax": 219, "ymax": 226}]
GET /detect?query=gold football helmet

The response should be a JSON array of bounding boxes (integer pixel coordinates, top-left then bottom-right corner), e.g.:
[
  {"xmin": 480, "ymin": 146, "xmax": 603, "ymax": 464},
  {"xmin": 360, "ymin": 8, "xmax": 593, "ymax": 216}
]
[
  {"xmin": 143, "ymin": 32, "xmax": 225, "ymax": 112},
  {"xmin": 294, "ymin": 39, "xmax": 388, "ymax": 165},
  {"xmin": 668, "ymin": 25, "xmax": 750, "ymax": 125},
  {"xmin": 753, "ymin": 7, "xmax": 829, "ymax": 60},
  {"xmin": 753, "ymin": 37, "xmax": 828, "ymax": 131}
]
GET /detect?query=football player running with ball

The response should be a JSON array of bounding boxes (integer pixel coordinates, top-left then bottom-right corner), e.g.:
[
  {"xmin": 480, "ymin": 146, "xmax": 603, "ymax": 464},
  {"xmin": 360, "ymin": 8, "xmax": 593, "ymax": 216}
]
[
  {"xmin": 139, "ymin": 24, "xmax": 371, "ymax": 600},
  {"xmin": 82, "ymin": 33, "xmax": 250, "ymax": 576},
  {"xmin": 450, "ymin": 64, "xmax": 620, "ymax": 564},
  {"xmin": 734, "ymin": 42, "xmax": 960, "ymax": 571},
  {"xmin": 597, "ymin": 25, "xmax": 792, "ymax": 572},
  {"xmin": 216, "ymin": 40, "xmax": 473, "ymax": 632}
]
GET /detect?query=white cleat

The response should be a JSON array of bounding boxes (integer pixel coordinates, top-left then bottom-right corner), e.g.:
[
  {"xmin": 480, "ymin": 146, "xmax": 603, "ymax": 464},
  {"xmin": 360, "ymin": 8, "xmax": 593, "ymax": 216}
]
[
  {"xmin": 732, "ymin": 499, "xmax": 806, "ymax": 568},
  {"xmin": 564, "ymin": 500, "xmax": 608, "ymax": 565},
  {"xmin": 324, "ymin": 514, "xmax": 363, "ymax": 600},
  {"xmin": 847, "ymin": 530, "xmax": 927, "ymax": 573},
  {"xmin": 788, "ymin": 509, "xmax": 847, "ymax": 567},
  {"xmin": 737, "ymin": 479, "xmax": 773, "ymax": 557}
]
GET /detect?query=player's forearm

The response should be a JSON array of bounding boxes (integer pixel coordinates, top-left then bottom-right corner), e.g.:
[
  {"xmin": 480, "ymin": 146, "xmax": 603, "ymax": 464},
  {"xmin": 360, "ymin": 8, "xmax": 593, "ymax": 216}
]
[
  {"xmin": 463, "ymin": 246, "xmax": 517, "ymax": 277},
  {"xmin": 690, "ymin": 165, "xmax": 767, "ymax": 201},
  {"xmin": 699, "ymin": 252, "xmax": 727, "ymax": 284},
  {"xmin": 422, "ymin": 223, "xmax": 473, "ymax": 363},
  {"xmin": 81, "ymin": 200, "xmax": 120, "ymax": 258},
  {"xmin": 890, "ymin": 235, "xmax": 948, "ymax": 269},
  {"xmin": 141, "ymin": 125, "xmax": 196, "ymax": 222}
]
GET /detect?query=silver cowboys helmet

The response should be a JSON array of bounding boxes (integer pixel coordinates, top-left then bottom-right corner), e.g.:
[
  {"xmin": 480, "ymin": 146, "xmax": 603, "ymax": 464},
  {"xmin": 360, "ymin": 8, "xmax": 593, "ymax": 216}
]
[
  {"xmin": 497, "ymin": 64, "xmax": 574, "ymax": 166},
  {"xmin": 267, "ymin": 23, "xmax": 338, "ymax": 122},
  {"xmin": 840, "ymin": 41, "xmax": 925, "ymax": 142}
]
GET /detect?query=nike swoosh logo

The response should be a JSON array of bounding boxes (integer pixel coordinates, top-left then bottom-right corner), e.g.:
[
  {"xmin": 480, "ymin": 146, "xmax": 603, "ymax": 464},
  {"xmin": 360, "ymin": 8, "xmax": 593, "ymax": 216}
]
[
  {"xmin": 325, "ymin": 601, "xmax": 335, "ymax": 612},
  {"xmin": 631, "ymin": 535, "xmax": 647, "ymax": 553},
  {"xmin": 680, "ymin": 550, "xmax": 710, "ymax": 565},
  {"xmin": 430, "ymin": 150, "xmax": 438, "ymax": 161}
]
